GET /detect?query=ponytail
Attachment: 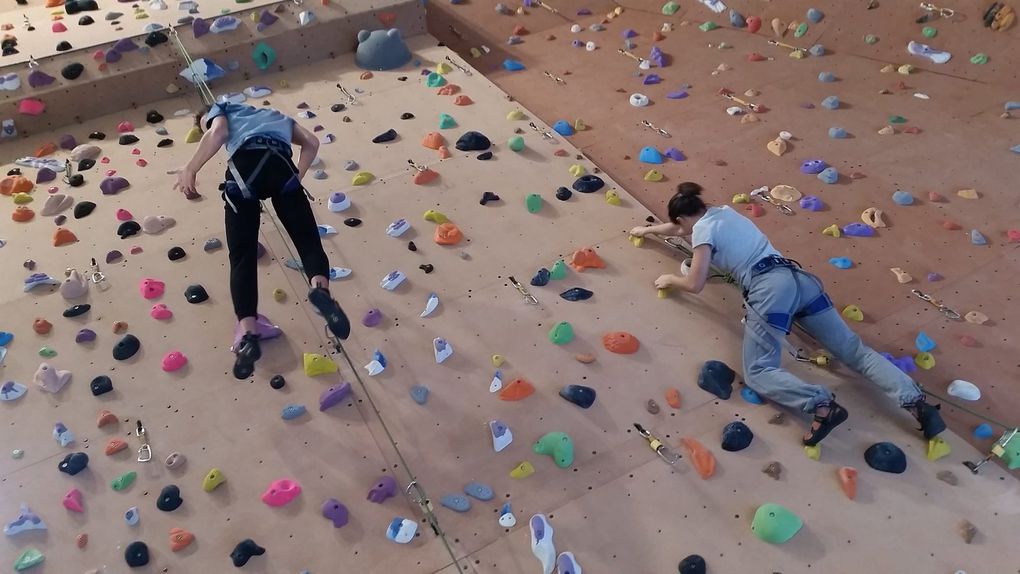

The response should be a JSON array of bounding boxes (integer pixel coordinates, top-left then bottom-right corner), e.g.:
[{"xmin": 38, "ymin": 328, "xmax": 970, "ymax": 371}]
[{"xmin": 667, "ymin": 182, "xmax": 707, "ymax": 222}]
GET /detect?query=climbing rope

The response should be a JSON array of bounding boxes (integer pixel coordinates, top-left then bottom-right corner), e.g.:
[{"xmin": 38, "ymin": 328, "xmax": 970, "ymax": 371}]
[{"xmin": 166, "ymin": 25, "xmax": 215, "ymax": 106}]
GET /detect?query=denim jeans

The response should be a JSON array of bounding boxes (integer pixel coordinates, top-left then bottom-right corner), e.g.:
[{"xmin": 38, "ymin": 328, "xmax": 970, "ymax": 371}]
[{"xmin": 742, "ymin": 266, "xmax": 923, "ymax": 413}]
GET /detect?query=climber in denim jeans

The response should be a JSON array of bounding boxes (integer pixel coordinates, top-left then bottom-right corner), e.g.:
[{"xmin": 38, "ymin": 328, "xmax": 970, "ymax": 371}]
[{"xmin": 631, "ymin": 182, "xmax": 946, "ymax": 446}]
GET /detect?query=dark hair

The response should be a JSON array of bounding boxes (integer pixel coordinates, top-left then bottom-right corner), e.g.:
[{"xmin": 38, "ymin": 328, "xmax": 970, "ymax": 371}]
[
  {"xmin": 194, "ymin": 104, "xmax": 213, "ymax": 131},
  {"xmin": 667, "ymin": 182, "xmax": 707, "ymax": 222}
]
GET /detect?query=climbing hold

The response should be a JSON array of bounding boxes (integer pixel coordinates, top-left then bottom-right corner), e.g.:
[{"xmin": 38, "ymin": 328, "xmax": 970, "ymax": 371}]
[
  {"xmin": 303, "ymin": 353, "xmax": 337, "ymax": 377},
  {"xmin": 548, "ymin": 322, "xmax": 574, "ymax": 345},
  {"xmin": 698, "ymin": 360, "xmax": 735, "ymax": 399},
  {"xmin": 821, "ymin": 96, "xmax": 840, "ymax": 110},
  {"xmin": 964, "ymin": 311, "xmax": 989, "ymax": 325},
  {"xmin": 639, "ymin": 146, "xmax": 664, "ymax": 164},
  {"xmin": 161, "ymin": 351, "xmax": 187, "ymax": 372},
  {"xmin": 58, "ymin": 452, "xmax": 89, "ymax": 475},
  {"xmin": 230, "ymin": 539, "xmax": 265, "ymax": 567},
  {"xmin": 169, "ymin": 527, "xmax": 195, "ymax": 552},
  {"xmin": 828, "ymin": 127, "xmax": 848, "ymax": 139},
  {"xmin": 569, "ymin": 247, "xmax": 605, "ymax": 272},
  {"xmin": 5, "ymin": 504, "xmax": 47, "ymax": 536},
  {"xmin": 842, "ymin": 305, "xmax": 864, "ymax": 322},
  {"xmin": 560, "ymin": 385, "xmax": 596, "ymax": 408},
  {"xmin": 836, "ymin": 466, "xmax": 858, "ymax": 500},
  {"xmin": 281, "ymin": 404, "xmax": 306, "ymax": 420},
  {"xmin": 90, "ymin": 376, "xmax": 113, "ymax": 396},
  {"xmin": 534, "ymin": 432, "xmax": 574, "ymax": 468},
  {"xmin": 156, "ymin": 485, "xmax": 183, "ymax": 511},
  {"xmin": 974, "ymin": 423, "xmax": 994, "ymax": 439},
  {"xmin": 761, "ymin": 461, "xmax": 781, "ymax": 480},
  {"xmin": 560, "ymin": 287, "xmax": 593, "ymax": 302},
  {"xmin": 891, "ymin": 190, "xmax": 915, "ymax": 206},
  {"xmin": 741, "ymin": 387, "xmax": 765, "ymax": 405},
  {"xmin": 0, "ymin": 381, "xmax": 26, "ymax": 402},
  {"xmin": 927, "ymin": 436, "xmax": 951, "ymax": 461},
  {"xmin": 499, "ymin": 378, "xmax": 535, "ymax": 401},
  {"xmin": 817, "ymin": 167, "xmax": 839, "ymax": 184},
  {"xmin": 440, "ymin": 494, "xmax": 471, "ymax": 512},
  {"xmin": 766, "ymin": 138, "xmax": 788, "ymax": 157},
  {"xmin": 864, "ymin": 442, "xmax": 906, "ymax": 473},
  {"xmin": 34, "ymin": 363, "xmax": 72, "ymax": 393},
  {"xmin": 320, "ymin": 382, "xmax": 353, "ymax": 411},
  {"xmin": 681, "ymin": 438, "xmax": 717, "ymax": 479},
  {"xmin": 434, "ymin": 338, "xmax": 453, "ymax": 364},
  {"xmin": 970, "ymin": 230, "xmax": 988, "ymax": 245},
  {"xmin": 508, "ymin": 135, "xmax": 525, "ymax": 152},
  {"xmin": 805, "ymin": 445, "xmax": 819, "ymax": 461},
  {"xmin": 550, "ymin": 260, "xmax": 568, "ymax": 279},
  {"xmin": 915, "ymin": 331, "xmax": 936, "ymax": 353},
  {"xmin": 890, "ymin": 267, "xmax": 912, "ymax": 283},
  {"xmin": 262, "ymin": 479, "xmax": 301, "ymax": 507},
  {"xmin": 435, "ymin": 223, "xmax": 463, "ymax": 245},
  {"xmin": 721, "ymin": 421, "xmax": 754, "ymax": 451},
  {"xmin": 752, "ymin": 503, "xmax": 802, "ymax": 544},
  {"xmin": 947, "ymin": 379, "xmax": 981, "ymax": 401},
  {"xmin": 629, "ymin": 93, "xmax": 650, "ymax": 107}
]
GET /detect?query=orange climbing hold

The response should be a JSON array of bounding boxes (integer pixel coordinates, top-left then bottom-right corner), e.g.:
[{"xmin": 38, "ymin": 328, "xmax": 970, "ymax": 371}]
[
  {"xmin": 105, "ymin": 438, "xmax": 128, "ymax": 455},
  {"xmin": 652, "ymin": 30, "xmax": 665, "ymax": 42},
  {"xmin": 680, "ymin": 437, "xmax": 717, "ymax": 479},
  {"xmin": 665, "ymin": 388, "xmax": 682, "ymax": 409},
  {"xmin": 113, "ymin": 321, "xmax": 128, "ymax": 333},
  {"xmin": 553, "ymin": 149, "xmax": 569, "ymax": 157},
  {"xmin": 838, "ymin": 466, "xmax": 857, "ymax": 500},
  {"xmin": 169, "ymin": 527, "xmax": 195, "ymax": 552},
  {"xmin": 512, "ymin": 24, "xmax": 528, "ymax": 35},
  {"xmin": 377, "ymin": 11, "xmax": 397, "ymax": 28},
  {"xmin": 437, "ymin": 84, "xmax": 460, "ymax": 96},
  {"xmin": 602, "ymin": 331, "xmax": 639, "ymax": 354},
  {"xmin": 45, "ymin": 0, "xmax": 62, "ymax": 7},
  {"xmin": 35, "ymin": 142, "xmax": 58, "ymax": 157},
  {"xmin": 499, "ymin": 378, "xmax": 535, "ymax": 401},
  {"xmin": 33, "ymin": 318, "xmax": 53, "ymax": 335},
  {"xmin": 941, "ymin": 220, "xmax": 962, "ymax": 231},
  {"xmin": 454, "ymin": 95, "xmax": 473, "ymax": 106},
  {"xmin": 568, "ymin": 247, "xmax": 606, "ymax": 271},
  {"xmin": 434, "ymin": 222, "xmax": 463, "ymax": 245},
  {"xmin": 437, "ymin": 145, "xmax": 452, "ymax": 159},
  {"xmin": 422, "ymin": 132, "xmax": 444, "ymax": 150},
  {"xmin": 360, "ymin": 71, "xmax": 373, "ymax": 80},
  {"xmin": 413, "ymin": 168, "xmax": 439, "ymax": 185},
  {"xmin": 97, "ymin": 409, "xmax": 118, "ymax": 428},
  {"xmin": 12, "ymin": 206, "xmax": 34, "ymax": 222},
  {"xmin": 53, "ymin": 227, "xmax": 78, "ymax": 246},
  {"xmin": 1, "ymin": 175, "xmax": 33, "ymax": 196}
]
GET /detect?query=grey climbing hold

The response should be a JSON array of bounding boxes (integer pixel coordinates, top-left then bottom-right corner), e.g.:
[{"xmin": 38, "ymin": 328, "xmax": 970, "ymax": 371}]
[
  {"xmin": 410, "ymin": 385, "xmax": 430, "ymax": 405},
  {"xmin": 204, "ymin": 238, "xmax": 222, "ymax": 252}
]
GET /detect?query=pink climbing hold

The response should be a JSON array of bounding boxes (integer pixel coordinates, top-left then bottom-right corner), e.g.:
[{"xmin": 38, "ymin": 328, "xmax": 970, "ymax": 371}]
[
  {"xmin": 262, "ymin": 479, "xmax": 302, "ymax": 506},
  {"xmin": 116, "ymin": 208, "xmax": 133, "ymax": 221},
  {"xmin": 53, "ymin": 22, "xmax": 67, "ymax": 33},
  {"xmin": 150, "ymin": 304, "xmax": 173, "ymax": 320},
  {"xmin": 117, "ymin": 121, "xmax": 134, "ymax": 133},
  {"xmin": 928, "ymin": 191, "xmax": 945, "ymax": 202},
  {"xmin": 162, "ymin": 351, "xmax": 187, "ymax": 372},
  {"xmin": 140, "ymin": 278, "xmax": 165, "ymax": 299},
  {"xmin": 959, "ymin": 335, "xmax": 978, "ymax": 347},
  {"xmin": 63, "ymin": 488, "xmax": 84, "ymax": 512},
  {"xmin": 1007, "ymin": 229, "xmax": 1020, "ymax": 243},
  {"xmin": 18, "ymin": 99, "xmax": 46, "ymax": 116}
]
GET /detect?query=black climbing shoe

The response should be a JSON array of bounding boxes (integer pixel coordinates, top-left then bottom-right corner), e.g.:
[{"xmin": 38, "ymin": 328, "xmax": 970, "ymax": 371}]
[
  {"xmin": 308, "ymin": 287, "xmax": 351, "ymax": 340},
  {"xmin": 802, "ymin": 400, "xmax": 849, "ymax": 446},
  {"xmin": 232, "ymin": 332, "xmax": 262, "ymax": 379},
  {"xmin": 906, "ymin": 399, "xmax": 946, "ymax": 439}
]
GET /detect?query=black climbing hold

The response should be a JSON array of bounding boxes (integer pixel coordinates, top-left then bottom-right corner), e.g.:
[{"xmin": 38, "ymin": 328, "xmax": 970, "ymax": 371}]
[
  {"xmin": 230, "ymin": 538, "xmax": 265, "ymax": 567},
  {"xmin": 6, "ymin": 168, "xmax": 21, "ymax": 176},
  {"xmin": 864, "ymin": 442, "xmax": 907, "ymax": 474},
  {"xmin": 419, "ymin": 264, "xmax": 434, "ymax": 274},
  {"xmin": 61, "ymin": 62, "xmax": 85, "ymax": 80},
  {"xmin": 55, "ymin": 215, "xmax": 68, "ymax": 226},
  {"xmin": 645, "ymin": 215, "xmax": 656, "ymax": 223},
  {"xmin": 679, "ymin": 554, "xmax": 707, "ymax": 574},
  {"xmin": 343, "ymin": 217, "xmax": 362, "ymax": 227},
  {"xmin": 90, "ymin": 375, "xmax": 113, "ymax": 396},
  {"xmin": 119, "ymin": 134, "xmax": 139, "ymax": 145},
  {"xmin": 78, "ymin": 14, "xmax": 94, "ymax": 25},
  {"xmin": 397, "ymin": 76, "xmax": 407, "ymax": 81},
  {"xmin": 73, "ymin": 201, "xmax": 96, "ymax": 219},
  {"xmin": 157, "ymin": 138, "xmax": 174, "ymax": 148},
  {"xmin": 480, "ymin": 191, "xmax": 500, "ymax": 205},
  {"xmin": 720, "ymin": 421, "xmax": 754, "ymax": 452},
  {"xmin": 372, "ymin": 128, "xmax": 397, "ymax": 143},
  {"xmin": 77, "ymin": 159, "xmax": 95, "ymax": 171},
  {"xmin": 698, "ymin": 360, "xmax": 735, "ymax": 400},
  {"xmin": 572, "ymin": 175, "xmax": 605, "ymax": 193},
  {"xmin": 64, "ymin": 0, "xmax": 97, "ymax": 14},
  {"xmin": 559, "ymin": 384, "xmax": 597, "ymax": 408},
  {"xmin": 330, "ymin": 103, "xmax": 346, "ymax": 112},
  {"xmin": 555, "ymin": 187, "xmax": 572, "ymax": 201},
  {"xmin": 269, "ymin": 375, "xmax": 286, "ymax": 390},
  {"xmin": 118, "ymin": 221, "xmax": 141, "ymax": 238},
  {"xmin": 477, "ymin": 151, "xmax": 493, "ymax": 161},
  {"xmin": 113, "ymin": 334, "xmax": 141, "ymax": 361},
  {"xmin": 168, "ymin": 246, "xmax": 187, "ymax": 261},
  {"xmin": 559, "ymin": 287, "xmax": 593, "ymax": 301},
  {"xmin": 530, "ymin": 268, "xmax": 550, "ymax": 286},
  {"xmin": 124, "ymin": 541, "xmax": 150, "ymax": 567},
  {"xmin": 144, "ymin": 31, "xmax": 168, "ymax": 47},
  {"xmin": 88, "ymin": 131, "xmax": 105, "ymax": 140},
  {"xmin": 455, "ymin": 131, "xmax": 491, "ymax": 152},
  {"xmin": 67, "ymin": 174, "xmax": 84, "ymax": 187},
  {"xmin": 58, "ymin": 452, "xmax": 89, "ymax": 475},
  {"xmin": 62, "ymin": 304, "xmax": 91, "ymax": 318},
  {"xmin": 407, "ymin": 241, "xmax": 417, "ymax": 252},
  {"xmin": 400, "ymin": 112, "xmax": 415, "ymax": 119},
  {"xmin": 156, "ymin": 485, "xmax": 183, "ymax": 511},
  {"xmin": 184, "ymin": 284, "xmax": 208, "ymax": 303},
  {"xmin": 146, "ymin": 109, "xmax": 164, "ymax": 123},
  {"xmin": 56, "ymin": 41, "xmax": 73, "ymax": 52}
]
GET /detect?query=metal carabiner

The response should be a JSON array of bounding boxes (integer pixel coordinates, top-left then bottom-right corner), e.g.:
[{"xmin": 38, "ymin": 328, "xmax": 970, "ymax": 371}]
[
  {"xmin": 407, "ymin": 159, "xmax": 427, "ymax": 173},
  {"xmin": 640, "ymin": 120, "xmax": 671, "ymax": 138},
  {"xmin": 634, "ymin": 423, "xmax": 682, "ymax": 464},
  {"xmin": 911, "ymin": 289, "xmax": 962, "ymax": 320},
  {"xmin": 508, "ymin": 276, "xmax": 539, "ymax": 305},
  {"xmin": 543, "ymin": 71, "xmax": 566, "ymax": 85},
  {"xmin": 135, "ymin": 420, "xmax": 152, "ymax": 462},
  {"xmin": 336, "ymin": 84, "xmax": 357, "ymax": 105},
  {"xmin": 528, "ymin": 122, "xmax": 554, "ymax": 140},
  {"xmin": 443, "ymin": 55, "xmax": 473, "ymax": 76},
  {"xmin": 920, "ymin": 2, "xmax": 955, "ymax": 18}
]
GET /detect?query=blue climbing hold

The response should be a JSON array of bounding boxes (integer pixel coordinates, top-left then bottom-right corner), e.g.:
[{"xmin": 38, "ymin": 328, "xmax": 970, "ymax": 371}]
[
  {"xmin": 639, "ymin": 146, "xmax": 664, "ymax": 164},
  {"xmin": 800, "ymin": 159, "xmax": 828, "ymax": 174},
  {"xmin": 410, "ymin": 385, "xmax": 429, "ymax": 405},
  {"xmin": 740, "ymin": 387, "xmax": 765, "ymax": 405},
  {"xmin": 552, "ymin": 120, "xmax": 574, "ymax": 136},
  {"xmin": 828, "ymin": 127, "xmax": 847, "ymax": 139},
  {"xmin": 829, "ymin": 257, "xmax": 853, "ymax": 269},
  {"xmin": 915, "ymin": 331, "xmax": 936, "ymax": 353},
  {"xmin": 806, "ymin": 8, "xmax": 824, "ymax": 23},
  {"xmin": 531, "ymin": 268, "xmax": 551, "ymax": 286},
  {"xmin": 1004, "ymin": 101, "xmax": 1020, "ymax": 112},
  {"xmin": 282, "ymin": 404, "xmax": 307, "ymax": 420},
  {"xmin": 821, "ymin": 95, "xmax": 840, "ymax": 109},
  {"xmin": 440, "ymin": 494, "xmax": 471, "ymax": 512},
  {"xmin": 503, "ymin": 59, "xmax": 526, "ymax": 71},
  {"xmin": 559, "ymin": 385, "xmax": 597, "ymax": 408},
  {"xmin": 643, "ymin": 74, "xmax": 661, "ymax": 85},
  {"xmin": 974, "ymin": 423, "xmax": 994, "ymax": 439},
  {"xmin": 729, "ymin": 9, "xmax": 746, "ymax": 28},
  {"xmin": 809, "ymin": 44, "xmax": 825, "ymax": 57},
  {"xmin": 560, "ymin": 287, "xmax": 593, "ymax": 301},
  {"xmin": 1012, "ymin": 144, "xmax": 1020, "ymax": 154},
  {"xmin": 0, "ymin": 331, "xmax": 12, "ymax": 346},
  {"xmin": 818, "ymin": 72, "xmax": 835, "ymax": 82},
  {"xmin": 892, "ymin": 191, "xmax": 915, "ymax": 206},
  {"xmin": 355, "ymin": 29, "xmax": 412, "ymax": 71},
  {"xmin": 843, "ymin": 223, "xmax": 875, "ymax": 237},
  {"xmin": 971, "ymin": 229, "xmax": 988, "ymax": 245},
  {"xmin": 464, "ymin": 482, "xmax": 494, "ymax": 501},
  {"xmin": 817, "ymin": 167, "xmax": 839, "ymax": 184}
]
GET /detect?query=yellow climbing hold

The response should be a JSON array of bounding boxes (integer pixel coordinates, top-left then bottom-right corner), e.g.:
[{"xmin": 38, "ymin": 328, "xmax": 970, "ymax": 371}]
[
  {"xmin": 822, "ymin": 224, "xmax": 841, "ymax": 238},
  {"xmin": 12, "ymin": 193, "xmax": 32, "ymax": 205},
  {"xmin": 510, "ymin": 461, "xmax": 535, "ymax": 478},
  {"xmin": 574, "ymin": 118, "xmax": 587, "ymax": 131},
  {"xmin": 804, "ymin": 445, "xmax": 821, "ymax": 461},
  {"xmin": 878, "ymin": 125, "xmax": 895, "ymax": 135},
  {"xmin": 605, "ymin": 189, "xmax": 621, "ymax": 206},
  {"xmin": 423, "ymin": 209, "xmax": 449, "ymax": 224},
  {"xmin": 507, "ymin": 110, "xmax": 525, "ymax": 121},
  {"xmin": 568, "ymin": 164, "xmax": 586, "ymax": 177},
  {"xmin": 279, "ymin": 80, "xmax": 289, "ymax": 88},
  {"xmin": 352, "ymin": 171, "xmax": 375, "ymax": 186},
  {"xmin": 957, "ymin": 188, "xmax": 979, "ymax": 200},
  {"xmin": 470, "ymin": 47, "xmax": 482, "ymax": 58},
  {"xmin": 185, "ymin": 126, "xmax": 202, "ymax": 143},
  {"xmin": 629, "ymin": 234, "xmax": 644, "ymax": 247},
  {"xmin": 927, "ymin": 437, "xmax": 951, "ymax": 461},
  {"xmin": 644, "ymin": 170, "xmax": 664, "ymax": 182},
  {"xmin": 303, "ymin": 353, "xmax": 337, "ymax": 376},
  {"xmin": 657, "ymin": 287, "xmax": 669, "ymax": 299},
  {"xmin": 914, "ymin": 352, "xmax": 935, "ymax": 370},
  {"xmin": 732, "ymin": 193, "xmax": 750, "ymax": 204},
  {"xmin": 789, "ymin": 49, "xmax": 806, "ymax": 59},
  {"xmin": 202, "ymin": 468, "xmax": 226, "ymax": 492},
  {"xmin": 436, "ymin": 62, "xmax": 453, "ymax": 74},
  {"xmin": 841, "ymin": 305, "xmax": 864, "ymax": 322},
  {"xmin": 272, "ymin": 288, "xmax": 287, "ymax": 302},
  {"xmin": 897, "ymin": 64, "xmax": 914, "ymax": 75},
  {"xmin": 491, "ymin": 354, "xmax": 505, "ymax": 368}
]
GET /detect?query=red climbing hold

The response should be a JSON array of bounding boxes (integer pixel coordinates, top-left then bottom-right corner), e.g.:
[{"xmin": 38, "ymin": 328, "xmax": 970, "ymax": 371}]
[
  {"xmin": 838, "ymin": 466, "xmax": 858, "ymax": 500},
  {"xmin": 512, "ymin": 25, "xmax": 528, "ymax": 35},
  {"xmin": 928, "ymin": 191, "xmax": 945, "ymax": 202},
  {"xmin": 747, "ymin": 52, "xmax": 767, "ymax": 62},
  {"xmin": 454, "ymin": 95, "xmax": 474, "ymax": 106},
  {"xmin": 602, "ymin": 331, "xmax": 639, "ymax": 354},
  {"xmin": 941, "ymin": 220, "xmax": 962, "ymax": 231},
  {"xmin": 437, "ymin": 84, "xmax": 460, "ymax": 96},
  {"xmin": 377, "ymin": 11, "xmax": 397, "ymax": 28},
  {"xmin": 1006, "ymin": 229, "xmax": 1020, "ymax": 243},
  {"xmin": 746, "ymin": 203, "xmax": 765, "ymax": 217},
  {"xmin": 554, "ymin": 149, "xmax": 569, "ymax": 157},
  {"xmin": 959, "ymin": 335, "xmax": 978, "ymax": 347}
]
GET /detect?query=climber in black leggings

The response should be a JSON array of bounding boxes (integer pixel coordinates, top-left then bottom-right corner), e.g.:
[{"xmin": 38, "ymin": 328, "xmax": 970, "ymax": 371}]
[{"xmin": 174, "ymin": 102, "xmax": 351, "ymax": 379}]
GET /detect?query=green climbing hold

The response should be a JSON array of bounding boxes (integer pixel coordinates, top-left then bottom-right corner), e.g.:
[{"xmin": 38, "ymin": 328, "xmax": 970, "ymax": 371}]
[
  {"xmin": 526, "ymin": 193, "xmax": 543, "ymax": 213},
  {"xmin": 112, "ymin": 470, "xmax": 138, "ymax": 491},
  {"xmin": 751, "ymin": 503, "xmax": 803, "ymax": 544},
  {"xmin": 922, "ymin": 26, "xmax": 937, "ymax": 38},
  {"xmin": 549, "ymin": 259, "xmax": 567, "ymax": 280},
  {"xmin": 533, "ymin": 431, "xmax": 574, "ymax": 468},
  {"xmin": 794, "ymin": 22, "xmax": 808, "ymax": 37},
  {"xmin": 864, "ymin": 34, "xmax": 878, "ymax": 44},
  {"xmin": 970, "ymin": 53, "xmax": 988, "ymax": 65},
  {"xmin": 14, "ymin": 548, "xmax": 44, "ymax": 571},
  {"xmin": 38, "ymin": 346, "xmax": 56, "ymax": 357},
  {"xmin": 508, "ymin": 135, "xmax": 524, "ymax": 152},
  {"xmin": 698, "ymin": 21, "xmax": 719, "ymax": 32},
  {"xmin": 426, "ymin": 72, "xmax": 446, "ymax": 88},
  {"xmin": 661, "ymin": 1, "xmax": 679, "ymax": 15},
  {"xmin": 888, "ymin": 115, "xmax": 907, "ymax": 124},
  {"xmin": 236, "ymin": 0, "xmax": 252, "ymax": 3},
  {"xmin": 438, "ymin": 113, "xmax": 456, "ymax": 129},
  {"xmin": 252, "ymin": 42, "xmax": 276, "ymax": 71},
  {"xmin": 548, "ymin": 321, "xmax": 574, "ymax": 345}
]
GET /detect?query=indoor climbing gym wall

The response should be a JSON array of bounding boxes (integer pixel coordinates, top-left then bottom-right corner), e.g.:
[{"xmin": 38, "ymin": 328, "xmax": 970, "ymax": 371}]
[{"xmin": 0, "ymin": 0, "xmax": 1018, "ymax": 573}]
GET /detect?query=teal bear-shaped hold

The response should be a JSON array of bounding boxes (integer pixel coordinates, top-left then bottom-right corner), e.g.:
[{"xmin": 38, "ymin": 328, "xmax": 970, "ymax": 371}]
[
  {"xmin": 534, "ymin": 431, "xmax": 574, "ymax": 468},
  {"xmin": 355, "ymin": 28, "xmax": 413, "ymax": 71}
]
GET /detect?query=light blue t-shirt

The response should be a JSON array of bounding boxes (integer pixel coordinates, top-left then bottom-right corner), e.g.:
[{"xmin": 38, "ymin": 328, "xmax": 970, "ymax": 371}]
[
  {"xmin": 690, "ymin": 205, "xmax": 781, "ymax": 288},
  {"xmin": 203, "ymin": 103, "xmax": 294, "ymax": 157}
]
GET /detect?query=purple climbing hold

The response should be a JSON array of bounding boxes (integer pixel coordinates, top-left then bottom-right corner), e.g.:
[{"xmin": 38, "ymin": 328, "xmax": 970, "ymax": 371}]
[
  {"xmin": 362, "ymin": 308, "xmax": 382, "ymax": 327},
  {"xmin": 75, "ymin": 328, "xmax": 96, "ymax": 343},
  {"xmin": 667, "ymin": 89, "xmax": 688, "ymax": 99},
  {"xmin": 36, "ymin": 168, "xmax": 56, "ymax": 183},
  {"xmin": 100, "ymin": 177, "xmax": 130, "ymax": 195},
  {"xmin": 927, "ymin": 272, "xmax": 942, "ymax": 282},
  {"xmin": 319, "ymin": 382, "xmax": 352, "ymax": 411},
  {"xmin": 112, "ymin": 38, "xmax": 138, "ymax": 53},
  {"xmin": 882, "ymin": 352, "xmax": 917, "ymax": 374},
  {"xmin": 257, "ymin": 9, "xmax": 278, "ymax": 31},
  {"xmin": 321, "ymin": 498, "xmax": 349, "ymax": 528},
  {"xmin": 367, "ymin": 476, "xmax": 397, "ymax": 503},
  {"xmin": 105, "ymin": 50, "xmax": 122, "ymax": 63},
  {"xmin": 800, "ymin": 196, "xmax": 823, "ymax": 211},
  {"xmin": 106, "ymin": 250, "xmax": 123, "ymax": 264},
  {"xmin": 623, "ymin": 28, "xmax": 638, "ymax": 38},
  {"xmin": 577, "ymin": 7, "xmax": 591, "ymax": 15},
  {"xmin": 643, "ymin": 74, "xmax": 661, "ymax": 85},
  {"xmin": 649, "ymin": 46, "xmax": 666, "ymax": 67},
  {"xmin": 27, "ymin": 70, "xmax": 56, "ymax": 88},
  {"xmin": 572, "ymin": 39, "xmax": 582, "ymax": 48},
  {"xmin": 192, "ymin": 17, "xmax": 210, "ymax": 38},
  {"xmin": 664, "ymin": 147, "xmax": 685, "ymax": 161},
  {"xmin": 59, "ymin": 134, "xmax": 77, "ymax": 150},
  {"xmin": 842, "ymin": 223, "xmax": 875, "ymax": 237},
  {"xmin": 800, "ymin": 159, "xmax": 828, "ymax": 174}
]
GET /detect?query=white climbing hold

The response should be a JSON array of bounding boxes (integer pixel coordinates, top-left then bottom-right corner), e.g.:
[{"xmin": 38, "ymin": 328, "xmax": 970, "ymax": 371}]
[
  {"xmin": 434, "ymin": 338, "xmax": 453, "ymax": 364},
  {"xmin": 380, "ymin": 271, "xmax": 405, "ymax": 291},
  {"xmin": 298, "ymin": 10, "xmax": 315, "ymax": 26},
  {"xmin": 498, "ymin": 502, "xmax": 517, "ymax": 528},
  {"xmin": 947, "ymin": 380, "xmax": 981, "ymax": 401},
  {"xmin": 317, "ymin": 224, "xmax": 337, "ymax": 237},
  {"xmin": 489, "ymin": 420, "xmax": 513, "ymax": 452},
  {"xmin": 907, "ymin": 41, "xmax": 951, "ymax": 64},
  {"xmin": 530, "ymin": 514, "xmax": 556, "ymax": 574},
  {"xmin": 364, "ymin": 350, "xmax": 386, "ymax": 376},
  {"xmin": 489, "ymin": 370, "xmax": 503, "ymax": 393},
  {"xmin": 243, "ymin": 86, "xmax": 272, "ymax": 98},
  {"xmin": 386, "ymin": 517, "xmax": 417, "ymax": 543},
  {"xmin": 420, "ymin": 292, "xmax": 439, "ymax": 317},
  {"xmin": 328, "ymin": 267, "xmax": 352, "ymax": 280},
  {"xmin": 585, "ymin": 41, "xmax": 596, "ymax": 51},
  {"xmin": 629, "ymin": 93, "xmax": 649, "ymax": 107}
]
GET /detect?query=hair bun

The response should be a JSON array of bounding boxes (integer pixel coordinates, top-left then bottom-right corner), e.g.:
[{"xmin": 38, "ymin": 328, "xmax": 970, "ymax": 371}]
[{"xmin": 678, "ymin": 181, "xmax": 703, "ymax": 198}]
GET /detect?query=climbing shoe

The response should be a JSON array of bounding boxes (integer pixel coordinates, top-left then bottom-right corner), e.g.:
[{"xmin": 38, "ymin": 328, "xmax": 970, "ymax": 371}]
[
  {"xmin": 308, "ymin": 287, "xmax": 351, "ymax": 340},
  {"xmin": 906, "ymin": 399, "xmax": 946, "ymax": 439},
  {"xmin": 232, "ymin": 332, "xmax": 262, "ymax": 380},
  {"xmin": 802, "ymin": 400, "xmax": 849, "ymax": 446}
]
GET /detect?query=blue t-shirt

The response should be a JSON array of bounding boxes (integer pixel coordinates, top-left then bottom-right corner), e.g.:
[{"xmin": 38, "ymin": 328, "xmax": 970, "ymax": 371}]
[
  {"xmin": 203, "ymin": 103, "xmax": 294, "ymax": 157},
  {"xmin": 690, "ymin": 205, "xmax": 781, "ymax": 288}
]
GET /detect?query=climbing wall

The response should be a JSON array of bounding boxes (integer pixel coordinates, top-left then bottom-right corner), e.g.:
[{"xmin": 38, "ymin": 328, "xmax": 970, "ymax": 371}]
[
  {"xmin": 426, "ymin": 0, "xmax": 1020, "ymax": 457},
  {"xmin": 1, "ymin": 30, "xmax": 1018, "ymax": 574}
]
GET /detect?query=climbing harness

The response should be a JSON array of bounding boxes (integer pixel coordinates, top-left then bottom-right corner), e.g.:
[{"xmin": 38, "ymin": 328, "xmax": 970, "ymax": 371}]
[
  {"xmin": 135, "ymin": 420, "xmax": 152, "ymax": 463},
  {"xmin": 767, "ymin": 39, "xmax": 806, "ymax": 58},
  {"xmin": 528, "ymin": 121, "xmax": 555, "ymax": 140},
  {"xmin": 639, "ymin": 120, "xmax": 671, "ymax": 138},
  {"xmin": 508, "ymin": 276, "xmax": 540, "ymax": 305},
  {"xmin": 750, "ymin": 186, "xmax": 796, "ymax": 216},
  {"xmin": 443, "ymin": 55, "xmax": 473, "ymax": 76},
  {"xmin": 911, "ymin": 289, "xmax": 961, "ymax": 320},
  {"xmin": 634, "ymin": 423, "xmax": 682, "ymax": 464},
  {"xmin": 543, "ymin": 71, "xmax": 567, "ymax": 85}
]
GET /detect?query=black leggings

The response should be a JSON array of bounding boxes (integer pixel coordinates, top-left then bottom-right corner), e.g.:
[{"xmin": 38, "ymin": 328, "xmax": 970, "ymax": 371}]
[{"xmin": 223, "ymin": 147, "xmax": 330, "ymax": 320}]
